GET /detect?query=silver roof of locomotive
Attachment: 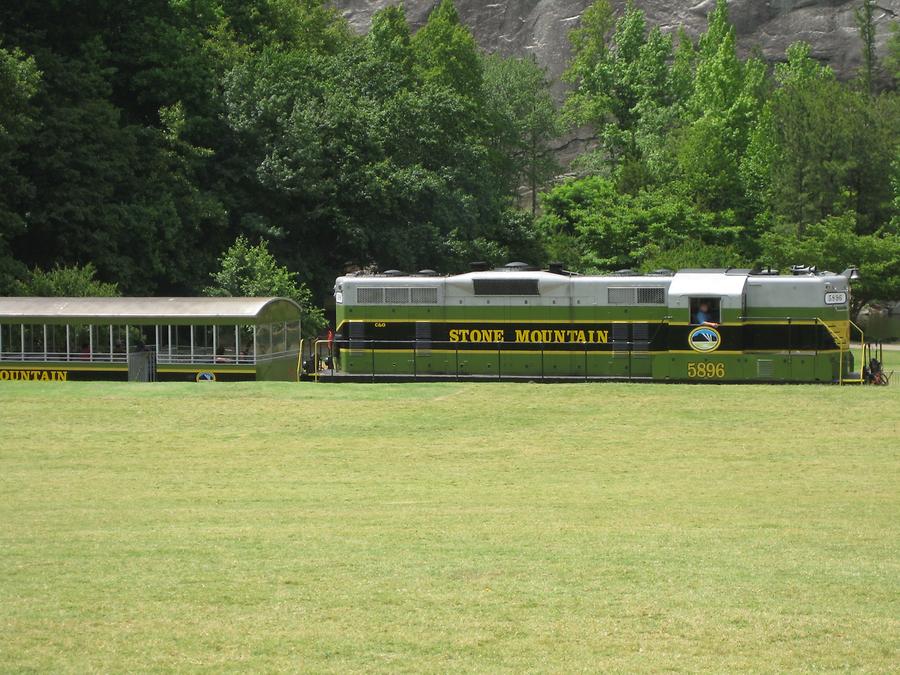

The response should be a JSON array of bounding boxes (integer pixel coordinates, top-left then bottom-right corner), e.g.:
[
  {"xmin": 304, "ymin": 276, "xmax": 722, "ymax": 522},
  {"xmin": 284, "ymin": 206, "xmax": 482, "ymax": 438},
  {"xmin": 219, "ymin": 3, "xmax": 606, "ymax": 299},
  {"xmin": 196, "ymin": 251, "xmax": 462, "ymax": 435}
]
[{"xmin": 336, "ymin": 268, "xmax": 850, "ymax": 308}]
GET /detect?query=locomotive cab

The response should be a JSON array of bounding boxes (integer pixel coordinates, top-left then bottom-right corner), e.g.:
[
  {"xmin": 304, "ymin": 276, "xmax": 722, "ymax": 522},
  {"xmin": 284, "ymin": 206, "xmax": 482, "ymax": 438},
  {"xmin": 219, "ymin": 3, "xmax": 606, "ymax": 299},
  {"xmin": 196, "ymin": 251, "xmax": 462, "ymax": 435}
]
[
  {"xmin": 653, "ymin": 270, "xmax": 749, "ymax": 379},
  {"xmin": 667, "ymin": 270, "xmax": 748, "ymax": 326}
]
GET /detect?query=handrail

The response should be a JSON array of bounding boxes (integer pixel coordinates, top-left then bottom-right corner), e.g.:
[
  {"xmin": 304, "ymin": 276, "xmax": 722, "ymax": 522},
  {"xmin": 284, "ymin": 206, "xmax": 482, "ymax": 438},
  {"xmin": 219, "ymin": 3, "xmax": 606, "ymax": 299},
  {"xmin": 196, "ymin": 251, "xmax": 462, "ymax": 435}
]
[
  {"xmin": 815, "ymin": 318, "xmax": 845, "ymax": 346},
  {"xmin": 309, "ymin": 337, "xmax": 653, "ymax": 382},
  {"xmin": 847, "ymin": 319, "xmax": 866, "ymax": 384},
  {"xmin": 815, "ymin": 317, "xmax": 865, "ymax": 384},
  {"xmin": 297, "ymin": 338, "xmax": 304, "ymax": 382},
  {"xmin": 0, "ymin": 349, "xmax": 297, "ymax": 367},
  {"xmin": 849, "ymin": 319, "xmax": 865, "ymax": 344},
  {"xmin": 816, "ymin": 318, "xmax": 845, "ymax": 384}
]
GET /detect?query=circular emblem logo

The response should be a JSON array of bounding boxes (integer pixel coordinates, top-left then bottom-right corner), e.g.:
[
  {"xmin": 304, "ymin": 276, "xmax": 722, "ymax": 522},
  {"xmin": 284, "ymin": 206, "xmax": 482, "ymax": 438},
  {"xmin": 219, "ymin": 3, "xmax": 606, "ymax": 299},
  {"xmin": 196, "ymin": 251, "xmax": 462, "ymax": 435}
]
[
  {"xmin": 196, "ymin": 371, "xmax": 216, "ymax": 382},
  {"xmin": 688, "ymin": 326, "xmax": 722, "ymax": 353}
]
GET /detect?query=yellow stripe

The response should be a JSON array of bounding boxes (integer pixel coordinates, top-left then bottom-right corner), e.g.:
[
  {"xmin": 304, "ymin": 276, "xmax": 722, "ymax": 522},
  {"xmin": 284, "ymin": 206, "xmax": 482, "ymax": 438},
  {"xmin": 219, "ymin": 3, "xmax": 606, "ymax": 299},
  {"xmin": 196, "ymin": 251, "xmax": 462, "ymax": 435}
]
[
  {"xmin": 0, "ymin": 364, "xmax": 125, "ymax": 372},
  {"xmin": 339, "ymin": 319, "xmax": 658, "ymax": 329},
  {"xmin": 350, "ymin": 348, "xmax": 650, "ymax": 356},
  {"xmin": 670, "ymin": 320, "xmax": 819, "ymax": 326},
  {"xmin": 340, "ymin": 318, "xmax": 824, "ymax": 329},
  {"xmin": 667, "ymin": 349, "xmax": 841, "ymax": 355},
  {"xmin": 159, "ymin": 367, "xmax": 256, "ymax": 374},
  {"xmin": 346, "ymin": 348, "xmax": 842, "ymax": 357},
  {"xmin": 736, "ymin": 319, "xmax": 819, "ymax": 325}
]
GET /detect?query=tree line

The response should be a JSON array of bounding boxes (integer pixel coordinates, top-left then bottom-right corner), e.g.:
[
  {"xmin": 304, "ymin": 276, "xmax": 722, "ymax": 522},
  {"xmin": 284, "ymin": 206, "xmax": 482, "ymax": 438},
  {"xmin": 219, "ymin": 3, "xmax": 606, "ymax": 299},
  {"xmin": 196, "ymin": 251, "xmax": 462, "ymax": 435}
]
[
  {"xmin": 543, "ymin": 0, "xmax": 898, "ymax": 311},
  {"xmin": 1, "ymin": 0, "xmax": 898, "ymax": 325}
]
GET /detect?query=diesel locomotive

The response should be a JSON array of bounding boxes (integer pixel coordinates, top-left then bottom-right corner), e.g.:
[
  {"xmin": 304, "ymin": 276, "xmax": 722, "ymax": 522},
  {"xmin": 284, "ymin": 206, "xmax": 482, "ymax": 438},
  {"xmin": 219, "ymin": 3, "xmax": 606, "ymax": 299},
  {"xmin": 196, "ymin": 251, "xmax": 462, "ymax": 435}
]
[{"xmin": 319, "ymin": 264, "xmax": 871, "ymax": 383}]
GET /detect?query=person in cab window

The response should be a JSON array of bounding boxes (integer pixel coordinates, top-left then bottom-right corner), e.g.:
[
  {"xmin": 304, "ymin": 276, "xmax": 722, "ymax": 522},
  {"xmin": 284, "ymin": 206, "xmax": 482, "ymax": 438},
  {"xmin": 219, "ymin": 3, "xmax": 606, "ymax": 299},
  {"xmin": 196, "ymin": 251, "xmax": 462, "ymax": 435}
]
[{"xmin": 694, "ymin": 301, "xmax": 718, "ymax": 326}]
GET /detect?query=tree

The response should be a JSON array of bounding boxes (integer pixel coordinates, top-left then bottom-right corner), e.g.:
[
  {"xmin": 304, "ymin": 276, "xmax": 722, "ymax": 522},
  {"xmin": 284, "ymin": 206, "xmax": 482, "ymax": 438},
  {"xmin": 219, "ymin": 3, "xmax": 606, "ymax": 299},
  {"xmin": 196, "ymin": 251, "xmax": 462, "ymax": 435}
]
[
  {"xmin": 760, "ymin": 211, "xmax": 900, "ymax": 312},
  {"xmin": 887, "ymin": 22, "xmax": 900, "ymax": 85},
  {"xmin": 411, "ymin": 0, "xmax": 483, "ymax": 102},
  {"xmin": 0, "ymin": 43, "xmax": 40, "ymax": 293},
  {"xmin": 562, "ymin": 0, "xmax": 614, "ymax": 127},
  {"xmin": 367, "ymin": 4, "xmax": 415, "ymax": 92},
  {"xmin": 482, "ymin": 54, "xmax": 559, "ymax": 213},
  {"xmin": 222, "ymin": 1, "xmax": 529, "ymax": 279},
  {"xmin": 563, "ymin": 1, "xmax": 678, "ymax": 186},
  {"xmin": 537, "ymin": 176, "xmax": 737, "ymax": 272},
  {"xmin": 675, "ymin": 0, "xmax": 766, "ymax": 217},
  {"xmin": 0, "ymin": 1, "xmax": 242, "ymax": 295},
  {"xmin": 638, "ymin": 241, "xmax": 747, "ymax": 273},
  {"xmin": 855, "ymin": 0, "xmax": 877, "ymax": 95},
  {"xmin": 205, "ymin": 236, "xmax": 326, "ymax": 337},
  {"xmin": 742, "ymin": 43, "xmax": 898, "ymax": 236},
  {"xmin": 14, "ymin": 263, "xmax": 119, "ymax": 296}
]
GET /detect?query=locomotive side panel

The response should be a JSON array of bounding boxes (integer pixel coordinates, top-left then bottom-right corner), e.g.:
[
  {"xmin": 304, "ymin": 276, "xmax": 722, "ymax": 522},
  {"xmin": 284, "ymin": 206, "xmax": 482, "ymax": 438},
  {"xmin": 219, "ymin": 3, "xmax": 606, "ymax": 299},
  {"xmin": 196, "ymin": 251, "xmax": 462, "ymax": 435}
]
[{"xmin": 332, "ymin": 269, "xmax": 854, "ymax": 383}]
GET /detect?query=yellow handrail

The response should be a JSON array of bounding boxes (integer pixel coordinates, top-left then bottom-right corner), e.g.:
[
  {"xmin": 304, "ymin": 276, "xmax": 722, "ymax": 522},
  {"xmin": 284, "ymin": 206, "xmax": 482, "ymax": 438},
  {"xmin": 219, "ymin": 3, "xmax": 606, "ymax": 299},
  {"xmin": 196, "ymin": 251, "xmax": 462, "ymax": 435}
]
[
  {"xmin": 310, "ymin": 338, "xmax": 335, "ymax": 382},
  {"xmin": 313, "ymin": 339, "xmax": 321, "ymax": 381},
  {"xmin": 848, "ymin": 320, "xmax": 866, "ymax": 384},
  {"xmin": 817, "ymin": 319, "xmax": 844, "ymax": 346},
  {"xmin": 816, "ymin": 318, "xmax": 865, "ymax": 385},
  {"xmin": 826, "ymin": 319, "xmax": 846, "ymax": 385},
  {"xmin": 849, "ymin": 319, "xmax": 865, "ymax": 345},
  {"xmin": 296, "ymin": 338, "xmax": 304, "ymax": 382}
]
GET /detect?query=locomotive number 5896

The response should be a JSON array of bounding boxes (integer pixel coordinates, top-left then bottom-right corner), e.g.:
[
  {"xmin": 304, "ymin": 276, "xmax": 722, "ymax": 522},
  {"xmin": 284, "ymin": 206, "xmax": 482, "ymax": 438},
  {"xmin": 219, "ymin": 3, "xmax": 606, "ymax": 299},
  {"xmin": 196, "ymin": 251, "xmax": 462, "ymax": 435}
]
[{"xmin": 687, "ymin": 362, "xmax": 726, "ymax": 378}]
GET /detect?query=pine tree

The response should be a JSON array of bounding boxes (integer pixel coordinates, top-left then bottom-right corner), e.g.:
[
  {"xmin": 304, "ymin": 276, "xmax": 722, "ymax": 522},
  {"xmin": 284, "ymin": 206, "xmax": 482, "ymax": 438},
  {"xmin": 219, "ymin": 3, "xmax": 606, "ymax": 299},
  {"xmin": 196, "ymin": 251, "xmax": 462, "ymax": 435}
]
[{"xmin": 855, "ymin": 0, "xmax": 877, "ymax": 95}]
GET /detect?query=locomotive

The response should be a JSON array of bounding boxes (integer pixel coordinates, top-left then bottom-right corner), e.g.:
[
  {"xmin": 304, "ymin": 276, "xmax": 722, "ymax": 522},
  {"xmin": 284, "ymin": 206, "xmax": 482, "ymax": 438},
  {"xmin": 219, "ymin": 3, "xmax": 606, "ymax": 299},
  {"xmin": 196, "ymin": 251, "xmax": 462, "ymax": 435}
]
[{"xmin": 317, "ymin": 263, "xmax": 870, "ymax": 383}]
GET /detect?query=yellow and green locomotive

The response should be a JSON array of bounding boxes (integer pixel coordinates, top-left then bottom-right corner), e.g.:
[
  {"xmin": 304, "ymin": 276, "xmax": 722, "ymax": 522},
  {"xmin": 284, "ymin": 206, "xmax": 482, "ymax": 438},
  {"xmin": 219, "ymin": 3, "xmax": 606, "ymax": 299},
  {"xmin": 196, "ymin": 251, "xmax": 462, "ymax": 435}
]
[{"xmin": 325, "ymin": 265, "xmax": 867, "ymax": 383}]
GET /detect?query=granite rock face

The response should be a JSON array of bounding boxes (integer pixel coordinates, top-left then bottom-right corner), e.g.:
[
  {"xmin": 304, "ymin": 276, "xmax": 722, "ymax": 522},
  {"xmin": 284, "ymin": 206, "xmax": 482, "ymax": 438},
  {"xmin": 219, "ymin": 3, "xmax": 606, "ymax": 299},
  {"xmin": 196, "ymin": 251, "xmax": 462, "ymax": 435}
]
[{"xmin": 331, "ymin": 0, "xmax": 899, "ymax": 96}]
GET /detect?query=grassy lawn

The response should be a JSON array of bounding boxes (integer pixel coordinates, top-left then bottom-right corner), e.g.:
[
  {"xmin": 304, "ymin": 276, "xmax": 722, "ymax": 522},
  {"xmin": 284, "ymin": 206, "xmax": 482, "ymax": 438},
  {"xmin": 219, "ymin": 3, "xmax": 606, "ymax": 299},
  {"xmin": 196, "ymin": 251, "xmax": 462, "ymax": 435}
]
[
  {"xmin": 1, "ymin": 378, "xmax": 898, "ymax": 672},
  {"xmin": 876, "ymin": 345, "xmax": 900, "ymax": 372}
]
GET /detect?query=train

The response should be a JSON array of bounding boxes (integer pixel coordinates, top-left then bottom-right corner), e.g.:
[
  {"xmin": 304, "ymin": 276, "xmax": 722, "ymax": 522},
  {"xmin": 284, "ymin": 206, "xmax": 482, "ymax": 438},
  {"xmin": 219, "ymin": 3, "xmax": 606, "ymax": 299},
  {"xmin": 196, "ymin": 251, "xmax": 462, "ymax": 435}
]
[{"xmin": 313, "ymin": 263, "xmax": 875, "ymax": 384}]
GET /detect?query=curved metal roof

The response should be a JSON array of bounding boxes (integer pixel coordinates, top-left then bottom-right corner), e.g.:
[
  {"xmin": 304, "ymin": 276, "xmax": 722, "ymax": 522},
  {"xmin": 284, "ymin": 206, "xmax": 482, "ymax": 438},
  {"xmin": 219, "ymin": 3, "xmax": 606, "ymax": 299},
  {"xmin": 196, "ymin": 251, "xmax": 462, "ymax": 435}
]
[{"xmin": 0, "ymin": 297, "xmax": 302, "ymax": 323}]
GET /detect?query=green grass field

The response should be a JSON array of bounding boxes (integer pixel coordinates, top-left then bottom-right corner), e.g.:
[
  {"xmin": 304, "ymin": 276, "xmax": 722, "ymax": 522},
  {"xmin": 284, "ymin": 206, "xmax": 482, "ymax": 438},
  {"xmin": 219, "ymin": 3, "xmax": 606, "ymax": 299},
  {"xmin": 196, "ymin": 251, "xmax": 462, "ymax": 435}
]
[{"xmin": 2, "ymin": 372, "xmax": 899, "ymax": 671}]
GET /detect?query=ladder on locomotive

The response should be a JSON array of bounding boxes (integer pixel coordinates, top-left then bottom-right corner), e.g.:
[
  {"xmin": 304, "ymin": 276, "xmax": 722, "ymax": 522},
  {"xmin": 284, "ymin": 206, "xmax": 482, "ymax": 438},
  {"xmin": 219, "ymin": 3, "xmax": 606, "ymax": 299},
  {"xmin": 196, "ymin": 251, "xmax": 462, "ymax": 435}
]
[
  {"xmin": 817, "ymin": 318, "xmax": 865, "ymax": 384},
  {"xmin": 818, "ymin": 319, "xmax": 892, "ymax": 385}
]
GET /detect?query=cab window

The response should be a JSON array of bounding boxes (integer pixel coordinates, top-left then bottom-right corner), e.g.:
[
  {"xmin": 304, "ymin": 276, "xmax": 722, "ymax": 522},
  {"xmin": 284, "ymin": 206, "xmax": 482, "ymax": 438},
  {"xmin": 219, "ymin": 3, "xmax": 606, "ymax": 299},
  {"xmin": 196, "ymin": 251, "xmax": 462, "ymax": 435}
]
[{"xmin": 690, "ymin": 298, "xmax": 721, "ymax": 324}]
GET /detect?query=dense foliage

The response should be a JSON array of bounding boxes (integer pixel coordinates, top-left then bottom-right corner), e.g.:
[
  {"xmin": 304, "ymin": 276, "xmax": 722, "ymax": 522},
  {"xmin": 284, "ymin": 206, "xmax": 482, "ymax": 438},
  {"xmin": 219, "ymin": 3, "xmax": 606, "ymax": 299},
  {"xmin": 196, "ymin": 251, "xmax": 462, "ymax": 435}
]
[
  {"xmin": 0, "ymin": 0, "xmax": 556, "ymax": 313},
  {"xmin": 0, "ymin": 0, "xmax": 898, "ymax": 317},
  {"xmin": 546, "ymin": 0, "xmax": 899, "ymax": 308},
  {"xmin": 205, "ymin": 235, "xmax": 326, "ymax": 337},
  {"xmin": 14, "ymin": 263, "xmax": 119, "ymax": 297}
]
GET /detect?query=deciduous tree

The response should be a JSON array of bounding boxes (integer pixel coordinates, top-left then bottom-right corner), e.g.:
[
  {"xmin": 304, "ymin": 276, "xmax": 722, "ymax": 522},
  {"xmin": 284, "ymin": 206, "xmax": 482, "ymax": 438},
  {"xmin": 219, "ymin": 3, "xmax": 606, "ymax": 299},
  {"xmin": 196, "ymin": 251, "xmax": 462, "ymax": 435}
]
[
  {"xmin": 14, "ymin": 263, "xmax": 119, "ymax": 297},
  {"xmin": 206, "ymin": 235, "xmax": 325, "ymax": 337}
]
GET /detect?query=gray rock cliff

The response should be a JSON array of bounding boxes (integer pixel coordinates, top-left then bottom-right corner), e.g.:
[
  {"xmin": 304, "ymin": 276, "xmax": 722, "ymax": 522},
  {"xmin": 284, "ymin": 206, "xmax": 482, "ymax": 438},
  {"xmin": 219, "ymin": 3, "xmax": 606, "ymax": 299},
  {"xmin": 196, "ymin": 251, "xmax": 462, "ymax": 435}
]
[{"xmin": 331, "ymin": 0, "xmax": 899, "ymax": 96}]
